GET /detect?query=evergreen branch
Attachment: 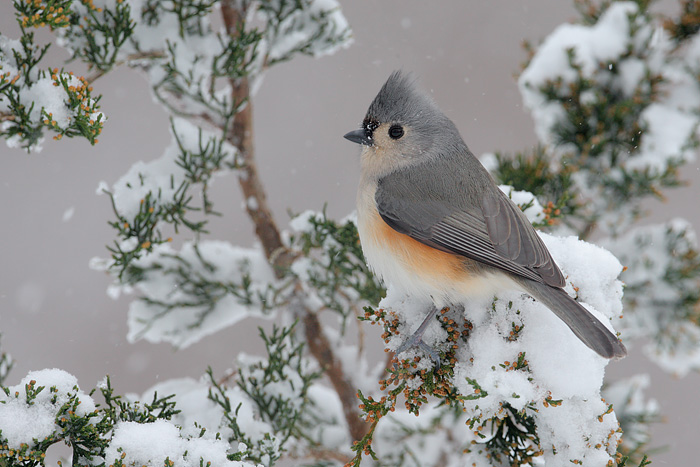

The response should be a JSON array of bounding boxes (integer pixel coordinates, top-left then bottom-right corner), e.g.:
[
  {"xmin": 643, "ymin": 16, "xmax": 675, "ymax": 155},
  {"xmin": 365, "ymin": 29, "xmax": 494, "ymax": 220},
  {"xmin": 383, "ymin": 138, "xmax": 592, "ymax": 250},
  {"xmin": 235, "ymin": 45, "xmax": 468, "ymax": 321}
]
[
  {"xmin": 289, "ymin": 211, "xmax": 384, "ymax": 327},
  {"xmin": 84, "ymin": 51, "xmax": 167, "ymax": 83},
  {"xmin": 13, "ymin": 0, "xmax": 71, "ymax": 30},
  {"xmin": 301, "ymin": 299, "xmax": 368, "ymax": 441},
  {"xmin": 220, "ymin": 0, "xmax": 369, "ymax": 443},
  {"xmin": 351, "ymin": 306, "xmax": 472, "ymax": 464},
  {"xmin": 663, "ymin": 0, "xmax": 700, "ymax": 42},
  {"xmin": 0, "ymin": 334, "xmax": 13, "ymax": 387},
  {"xmin": 222, "ymin": 1, "xmax": 293, "ymax": 271},
  {"xmin": 206, "ymin": 367, "xmax": 281, "ymax": 464},
  {"xmin": 63, "ymin": 0, "xmax": 136, "ymax": 73}
]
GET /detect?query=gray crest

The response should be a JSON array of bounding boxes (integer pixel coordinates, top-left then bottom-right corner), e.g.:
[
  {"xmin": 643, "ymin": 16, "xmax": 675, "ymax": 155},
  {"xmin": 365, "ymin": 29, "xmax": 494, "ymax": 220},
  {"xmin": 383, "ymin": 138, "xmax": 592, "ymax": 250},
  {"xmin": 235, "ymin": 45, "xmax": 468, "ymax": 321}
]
[{"xmin": 366, "ymin": 71, "xmax": 443, "ymax": 127}]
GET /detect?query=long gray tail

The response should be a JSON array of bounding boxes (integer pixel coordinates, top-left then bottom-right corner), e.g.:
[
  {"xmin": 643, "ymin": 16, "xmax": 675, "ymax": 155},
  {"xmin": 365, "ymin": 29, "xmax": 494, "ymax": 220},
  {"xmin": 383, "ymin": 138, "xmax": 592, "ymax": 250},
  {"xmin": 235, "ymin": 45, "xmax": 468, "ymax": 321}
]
[{"xmin": 518, "ymin": 279, "xmax": 627, "ymax": 359}]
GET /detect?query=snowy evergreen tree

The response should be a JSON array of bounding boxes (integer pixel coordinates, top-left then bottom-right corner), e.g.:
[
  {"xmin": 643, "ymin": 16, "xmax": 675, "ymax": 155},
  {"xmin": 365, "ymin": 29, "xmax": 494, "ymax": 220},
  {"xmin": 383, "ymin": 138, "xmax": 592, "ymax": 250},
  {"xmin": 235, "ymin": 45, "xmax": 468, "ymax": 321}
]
[{"xmin": 1, "ymin": 0, "xmax": 699, "ymax": 466}]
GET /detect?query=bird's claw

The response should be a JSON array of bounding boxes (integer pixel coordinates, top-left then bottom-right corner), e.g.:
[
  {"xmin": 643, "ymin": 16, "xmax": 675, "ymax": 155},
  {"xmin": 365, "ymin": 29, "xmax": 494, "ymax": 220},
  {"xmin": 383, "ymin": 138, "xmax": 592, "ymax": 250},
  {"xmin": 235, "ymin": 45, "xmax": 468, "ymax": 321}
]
[{"xmin": 395, "ymin": 335, "xmax": 442, "ymax": 366}]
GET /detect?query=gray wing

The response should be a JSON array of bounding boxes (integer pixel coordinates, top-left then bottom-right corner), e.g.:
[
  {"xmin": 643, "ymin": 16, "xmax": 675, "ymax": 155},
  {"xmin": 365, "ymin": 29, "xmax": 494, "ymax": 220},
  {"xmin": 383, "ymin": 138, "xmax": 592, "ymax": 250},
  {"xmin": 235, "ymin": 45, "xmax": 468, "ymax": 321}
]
[
  {"xmin": 376, "ymin": 165, "xmax": 565, "ymax": 288},
  {"xmin": 480, "ymin": 190, "xmax": 564, "ymax": 286}
]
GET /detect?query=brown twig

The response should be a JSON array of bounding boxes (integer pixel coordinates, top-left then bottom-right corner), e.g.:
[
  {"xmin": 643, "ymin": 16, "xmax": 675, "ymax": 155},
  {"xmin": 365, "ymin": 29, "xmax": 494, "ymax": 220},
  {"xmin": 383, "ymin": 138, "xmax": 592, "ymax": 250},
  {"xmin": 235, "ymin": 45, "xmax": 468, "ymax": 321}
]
[
  {"xmin": 85, "ymin": 51, "xmax": 167, "ymax": 84},
  {"xmin": 300, "ymin": 297, "xmax": 369, "ymax": 441},
  {"xmin": 221, "ymin": 2, "xmax": 295, "ymax": 273},
  {"xmin": 579, "ymin": 219, "xmax": 597, "ymax": 241},
  {"xmin": 219, "ymin": 0, "xmax": 369, "ymax": 443}
]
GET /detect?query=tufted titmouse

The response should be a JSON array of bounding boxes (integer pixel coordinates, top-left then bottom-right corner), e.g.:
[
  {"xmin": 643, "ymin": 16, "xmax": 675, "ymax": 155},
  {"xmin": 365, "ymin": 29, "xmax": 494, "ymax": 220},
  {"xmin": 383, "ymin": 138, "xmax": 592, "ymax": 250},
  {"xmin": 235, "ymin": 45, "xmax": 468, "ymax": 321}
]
[{"xmin": 344, "ymin": 71, "xmax": 626, "ymax": 359}]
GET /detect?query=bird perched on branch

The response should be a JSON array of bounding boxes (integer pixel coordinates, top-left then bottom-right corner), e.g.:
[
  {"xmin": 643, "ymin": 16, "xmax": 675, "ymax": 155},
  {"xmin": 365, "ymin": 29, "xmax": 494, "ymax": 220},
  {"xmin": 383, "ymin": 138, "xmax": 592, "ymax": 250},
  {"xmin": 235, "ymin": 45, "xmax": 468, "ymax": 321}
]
[{"xmin": 344, "ymin": 71, "xmax": 626, "ymax": 360}]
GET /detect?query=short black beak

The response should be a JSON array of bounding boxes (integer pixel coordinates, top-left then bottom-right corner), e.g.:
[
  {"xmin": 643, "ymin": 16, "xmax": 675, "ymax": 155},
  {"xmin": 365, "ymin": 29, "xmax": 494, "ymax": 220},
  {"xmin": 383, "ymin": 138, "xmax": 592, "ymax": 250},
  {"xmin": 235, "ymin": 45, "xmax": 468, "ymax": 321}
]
[{"xmin": 343, "ymin": 129, "xmax": 372, "ymax": 146}]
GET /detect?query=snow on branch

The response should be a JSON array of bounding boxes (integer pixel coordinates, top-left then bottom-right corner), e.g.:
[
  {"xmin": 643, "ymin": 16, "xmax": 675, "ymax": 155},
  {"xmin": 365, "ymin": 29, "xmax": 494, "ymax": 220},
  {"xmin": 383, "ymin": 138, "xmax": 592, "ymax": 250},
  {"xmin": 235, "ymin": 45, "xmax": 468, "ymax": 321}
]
[
  {"xmin": 0, "ymin": 370, "xmax": 97, "ymax": 455},
  {"xmin": 257, "ymin": 0, "xmax": 352, "ymax": 66},
  {"xmin": 93, "ymin": 117, "xmax": 238, "ymax": 282},
  {"xmin": 604, "ymin": 374, "xmax": 660, "ymax": 460},
  {"xmin": 134, "ymin": 324, "xmax": 350, "ymax": 465},
  {"xmin": 288, "ymin": 210, "xmax": 384, "ymax": 322},
  {"xmin": 56, "ymin": 0, "xmax": 135, "ymax": 73},
  {"xmin": 0, "ymin": 34, "xmax": 104, "ymax": 151},
  {"xmin": 0, "ymin": 368, "xmax": 257, "ymax": 466},
  {"xmin": 8, "ymin": 0, "xmax": 700, "ymax": 465},
  {"xmin": 0, "ymin": 335, "xmax": 13, "ymax": 387},
  {"xmin": 519, "ymin": 1, "xmax": 700, "ymax": 234},
  {"xmin": 98, "ymin": 209, "xmax": 384, "ymax": 351},
  {"xmin": 122, "ymin": 240, "xmax": 279, "ymax": 348},
  {"xmin": 0, "ymin": 325, "xmax": 344, "ymax": 465},
  {"xmin": 602, "ymin": 219, "xmax": 700, "ymax": 375},
  {"xmin": 353, "ymin": 231, "xmax": 626, "ymax": 465},
  {"xmin": 495, "ymin": 0, "xmax": 700, "ymax": 383},
  {"xmin": 1, "ymin": 0, "xmax": 352, "ymax": 151}
]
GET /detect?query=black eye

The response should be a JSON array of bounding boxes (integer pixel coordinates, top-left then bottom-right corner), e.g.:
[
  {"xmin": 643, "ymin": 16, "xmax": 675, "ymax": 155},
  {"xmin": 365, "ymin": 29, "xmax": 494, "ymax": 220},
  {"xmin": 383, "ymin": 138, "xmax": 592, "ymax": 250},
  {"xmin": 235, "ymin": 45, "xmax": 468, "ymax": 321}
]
[{"xmin": 388, "ymin": 125, "xmax": 404, "ymax": 139}]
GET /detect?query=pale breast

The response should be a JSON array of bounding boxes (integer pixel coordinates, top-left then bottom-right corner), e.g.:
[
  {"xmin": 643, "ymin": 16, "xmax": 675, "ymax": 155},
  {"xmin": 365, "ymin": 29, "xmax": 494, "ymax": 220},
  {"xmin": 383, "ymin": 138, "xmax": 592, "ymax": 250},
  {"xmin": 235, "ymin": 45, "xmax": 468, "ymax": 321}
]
[{"xmin": 356, "ymin": 179, "xmax": 514, "ymax": 305}]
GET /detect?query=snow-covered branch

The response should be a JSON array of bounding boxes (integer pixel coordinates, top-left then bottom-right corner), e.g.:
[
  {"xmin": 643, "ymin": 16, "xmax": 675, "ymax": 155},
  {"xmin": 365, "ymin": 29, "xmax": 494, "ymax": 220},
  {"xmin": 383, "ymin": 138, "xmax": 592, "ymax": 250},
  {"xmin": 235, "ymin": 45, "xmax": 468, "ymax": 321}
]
[{"xmin": 3, "ymin": 1, "xmax": 700, "ymax": 466}]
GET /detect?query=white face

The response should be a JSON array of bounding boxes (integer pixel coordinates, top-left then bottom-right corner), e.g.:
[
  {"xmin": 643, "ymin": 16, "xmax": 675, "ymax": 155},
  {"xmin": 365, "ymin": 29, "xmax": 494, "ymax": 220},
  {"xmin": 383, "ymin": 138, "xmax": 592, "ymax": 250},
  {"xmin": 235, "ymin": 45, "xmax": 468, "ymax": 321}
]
[{"xmin": 359, "ymin": 121, "xmax": 428, "ymax": 180}]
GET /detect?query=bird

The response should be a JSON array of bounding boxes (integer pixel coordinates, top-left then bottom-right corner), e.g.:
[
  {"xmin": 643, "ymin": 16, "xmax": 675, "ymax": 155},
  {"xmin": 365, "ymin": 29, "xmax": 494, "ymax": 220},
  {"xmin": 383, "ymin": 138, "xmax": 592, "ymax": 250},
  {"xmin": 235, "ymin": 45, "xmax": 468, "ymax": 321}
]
[{"xmin": 343, "ymin": 71, "xmax": 627, "ymax": 360}]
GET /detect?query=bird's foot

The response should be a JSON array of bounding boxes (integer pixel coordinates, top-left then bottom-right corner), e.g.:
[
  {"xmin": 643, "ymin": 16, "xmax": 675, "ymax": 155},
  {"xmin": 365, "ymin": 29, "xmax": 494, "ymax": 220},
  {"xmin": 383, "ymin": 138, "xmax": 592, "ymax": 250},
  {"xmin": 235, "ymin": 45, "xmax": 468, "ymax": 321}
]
[
  {"xmin": 395, "ymin": 336, "xmax": 441, "ymax": 366},
  {"xmin": 393, "ymin": 306, "xmax": 447, "ymax": 366}
]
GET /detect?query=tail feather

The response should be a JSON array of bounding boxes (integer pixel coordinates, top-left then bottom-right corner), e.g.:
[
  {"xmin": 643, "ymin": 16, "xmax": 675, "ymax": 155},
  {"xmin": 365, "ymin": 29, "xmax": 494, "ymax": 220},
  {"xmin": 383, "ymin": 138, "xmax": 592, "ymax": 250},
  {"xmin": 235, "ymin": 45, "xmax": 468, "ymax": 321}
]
[{"xmin": 519, "ymin": 279, "xmax": 627, "ymax": 359}]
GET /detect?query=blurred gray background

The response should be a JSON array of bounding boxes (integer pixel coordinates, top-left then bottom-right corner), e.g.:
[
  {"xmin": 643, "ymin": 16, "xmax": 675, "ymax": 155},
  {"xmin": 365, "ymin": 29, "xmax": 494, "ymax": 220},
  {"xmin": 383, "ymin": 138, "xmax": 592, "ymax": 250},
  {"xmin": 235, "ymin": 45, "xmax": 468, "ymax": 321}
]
[{"xmin": 1, "ymin": 1, "xmax": 698, "ymax": 464}]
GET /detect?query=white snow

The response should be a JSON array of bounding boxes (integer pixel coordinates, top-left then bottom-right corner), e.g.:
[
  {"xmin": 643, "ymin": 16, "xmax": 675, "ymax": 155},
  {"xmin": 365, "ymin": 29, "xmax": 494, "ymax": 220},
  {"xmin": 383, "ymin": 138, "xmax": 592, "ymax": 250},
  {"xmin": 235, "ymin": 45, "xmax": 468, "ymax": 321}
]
[
  {"xmin": 261, "ymin": 0, "xmax": 352, "ymax": 62},
  {"xmin": 1, "ymin": 45, "xmax": 101, "ymax": 151},
  {"xmin": 107, "ymin": 118, "xmax": 236, "ymax": 221},
  {"xmin": 604, "ymin": 374, "xmax": 659, "ymax": 451},
  {"xmin": 105, "ymin": 419, "xmax": 248, "ymax": 467},
  {"xmin": 124, "ymin": 240, "xmax": 276, "ymax": 348},
  {"xmin": 305, "ymin": 384, "xmax": 349, "ymax": 449},
  {"xmin": 519, "ymin": 1, "xmax": 699, "ymax": 185},
  {"xmin": 1, "ymin": 33, "xmax": 105, "ymax": 150},
  {"xmin": 0, "ymin": 370, "xmax": 260, "ymax": 466},
  {"xmin": 140, "ymin": 374, "xmax": 283, "ymax": 463},
  {"xmin": 602, "ymin": 219, "xmax": 700, "ymax": 375},
  {"xmin": 519, "ymin": 2, "xmax": 638, "ymax": 147},
  {"xmin": 632, "ymin": 103, "xmax": 698, "ymax": 172},
  {"xmin": 520, "ymin": 2, "xmax": 638, "ymax": 98},
  {"xmin": 0, "ymin": 396, "xmax": 57, "ymax": 449},
  {"xmin": 62, "ymin": 206, "xmax": 75, "ymax": 222},
  {"xmin": 288, "ymin": 209, "xmax": 323, "ymax": 233},
  {"xmin": 95, "ymin": 180, "xmax": 109, "ymax": 195},
  {"xmin": 379, "ymin": 230, "xmax": 624, "ymax": 463},
  {"xmin": 499, "ymin": 185, "xmax": 546, "ymax": 225},
  {"xmin": 21, "ymin": 76, "xmax": 70, "ymax": 127},
  {"xmin": 246, "ymin": 196, "xmax": 259, "ymax": 210},
  {"xmin": 0, "ymin": 35, "xmax": 21, "ymax": 84},
  {"xmin": 0, "ymin": 369, "xmax": 96, "ymax": 449},
  {"xmin": 374, "ymin": 404, "xmax": 474, "ymax": 466}
]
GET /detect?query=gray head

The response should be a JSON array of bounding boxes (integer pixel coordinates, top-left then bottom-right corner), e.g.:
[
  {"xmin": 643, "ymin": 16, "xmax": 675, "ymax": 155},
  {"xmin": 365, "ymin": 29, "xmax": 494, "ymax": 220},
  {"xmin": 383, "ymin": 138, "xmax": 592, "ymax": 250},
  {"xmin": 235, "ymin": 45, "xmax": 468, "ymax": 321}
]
[{"xmin": 344, "ymin": 71, "xmax": 466, "ymax": 177}]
